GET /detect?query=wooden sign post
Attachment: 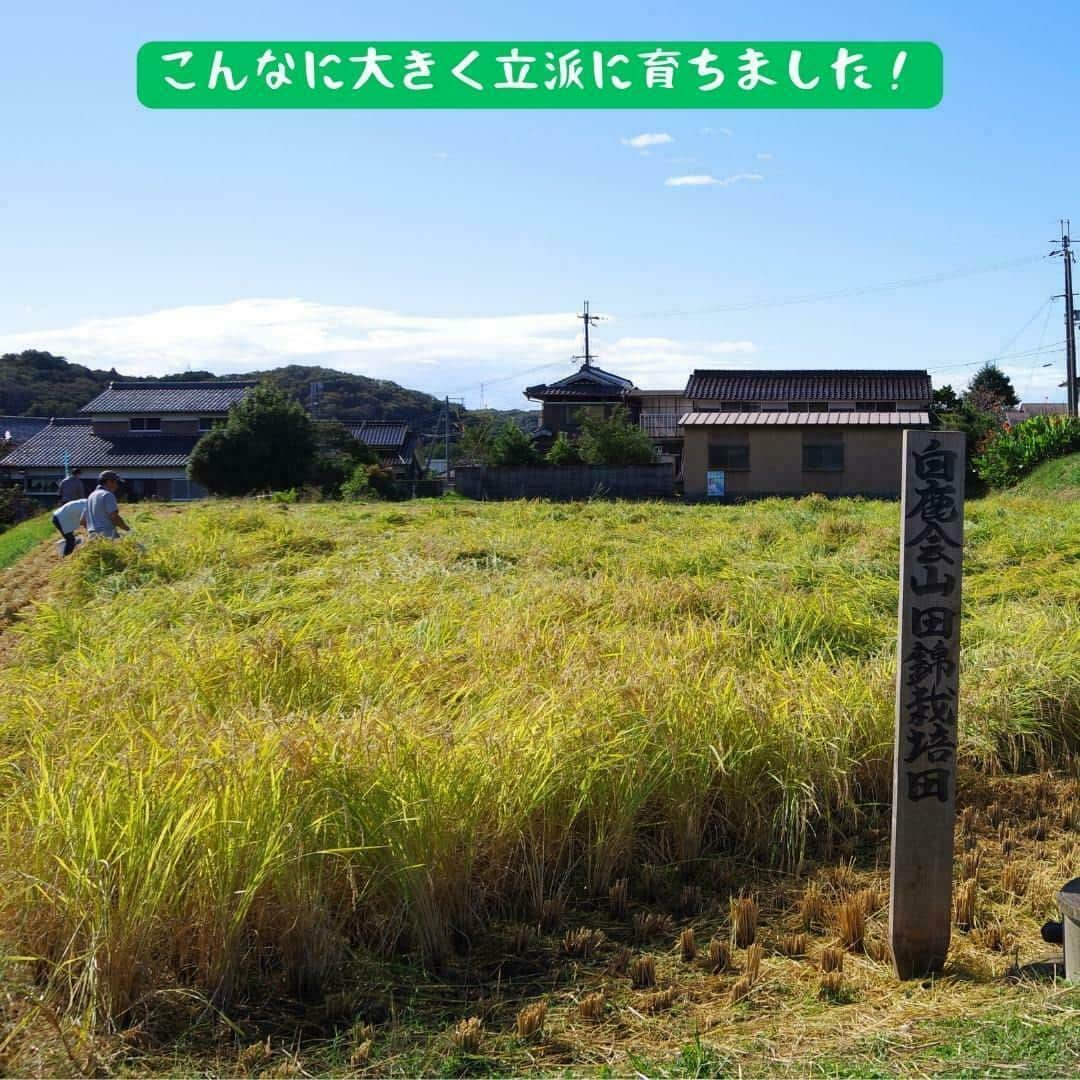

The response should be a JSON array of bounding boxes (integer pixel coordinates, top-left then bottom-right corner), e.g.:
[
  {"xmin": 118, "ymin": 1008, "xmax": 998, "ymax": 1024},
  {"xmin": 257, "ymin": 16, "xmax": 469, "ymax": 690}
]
[{"xmin": 889, "ymin": 430, "xmax": 965, "ymax": 979}]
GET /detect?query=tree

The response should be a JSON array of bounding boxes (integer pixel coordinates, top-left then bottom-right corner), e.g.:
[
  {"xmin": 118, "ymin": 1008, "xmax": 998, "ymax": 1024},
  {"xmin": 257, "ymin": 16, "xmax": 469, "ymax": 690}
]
[
  {"xmin": 458, "ymin": 418, "xmax": 497, "ymax": 464},
  {"xmin": 489, "ymin": 421, "xmax": 541, "ymax": 466},
  {"xmin": 577, "ymin": 406, "xmax": 656, "ymax": 466},
  {"xmin": 545, "ymin": 431, "xmax": 583, "ymax": 466},
  {"xmin": 931, "ymin": 384, "xmax": 962, "ymax": 414},
  {"xmin": 188, "ymin": 382, "xmax": 316, "ymax": 495},
  {"xmin": 965, "ymin": 363, "xmax": 1019, "ymax": 410},
  {"xmin": 309, "ymin": 420, "xmax": 376, "ymax": 495}
]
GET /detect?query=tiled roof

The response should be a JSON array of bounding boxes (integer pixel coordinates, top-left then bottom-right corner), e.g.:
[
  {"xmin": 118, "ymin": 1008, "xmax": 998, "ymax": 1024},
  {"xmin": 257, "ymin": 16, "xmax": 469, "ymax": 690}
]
[
  {"xmin": 80, "ymin": 381, "xmax": 254, "ymax": 414},
  {"xmin": 684, "ymin": 370, "xmax": 932, "ymax": 402},
  {"xmin": 0, "ymin": 416, "xmax": 51, "ymax": 444},
  {"xmin": 345, "ymin": 420, "xmax": 412, "ymax": 450},
  {"xmin": 525, "ymin": 363, "xmax": 635, "ymax": 401},
  {"xmin": 679, "ymin": 411, "xmax": 931, "ymax": 427},
  {"xmin": 0, "ymin": 421, "xmax": 197, "ymax": 469}
]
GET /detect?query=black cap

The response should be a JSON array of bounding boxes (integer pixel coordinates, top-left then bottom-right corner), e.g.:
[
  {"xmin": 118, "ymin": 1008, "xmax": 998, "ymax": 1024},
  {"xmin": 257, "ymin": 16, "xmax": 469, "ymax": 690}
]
[{"xmin": 99, "ymin": 470, "xmax": 121, "ymax": 484}]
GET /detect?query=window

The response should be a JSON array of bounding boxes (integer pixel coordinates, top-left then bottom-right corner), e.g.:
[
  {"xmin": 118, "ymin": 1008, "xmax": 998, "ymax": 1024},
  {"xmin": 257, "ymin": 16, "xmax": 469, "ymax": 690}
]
[
  {"xmin": 856, "ymin": 401, "xmax": 895, "ymax": 411},
  {"xmin": 129, "ymin": 417, "xmax": 162, "ymax": 432},
  {"xmin": 803, "ymin": 443, "xmax": 844, "ymax": 471},
  {"xmin": 198, "ymin": 417, "xmax": 222, "ymax": 432},
  {"xmin": 720, "ymin": 402, "xmax": 760, "ymax": 412},
  {"xmin": 828, "ymin": 403, "xmax": 854, "ymax": 412},
  {"xmin": 709, "ymin": 444, "xmax": 750, "ymax": 470}
]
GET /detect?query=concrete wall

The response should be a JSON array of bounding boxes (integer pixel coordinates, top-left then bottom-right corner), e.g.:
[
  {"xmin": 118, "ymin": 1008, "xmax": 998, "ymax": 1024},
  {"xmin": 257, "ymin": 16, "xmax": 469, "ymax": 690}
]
[
  {"xmin": 455, "ymin": 464, "xmax": 674, "ymax": 501},
  {"xmin": 683, "ymin": 425, "xmax": 913, "ymax": 499}
]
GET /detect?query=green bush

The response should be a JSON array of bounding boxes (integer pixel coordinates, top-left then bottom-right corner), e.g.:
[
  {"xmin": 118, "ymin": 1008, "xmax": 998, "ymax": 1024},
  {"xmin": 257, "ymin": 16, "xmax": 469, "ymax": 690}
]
[
  {"xmin": 341, "ymin": 461, "xmax": 398, "ymax": 500},
  {"xmin": 973, "ymin": 414, "xmax": 1080, "ymax": 488},
  {"xmin": 489, "ymin": 421, "xmax": 541, "ymax": 466},
  {"xmin": 578, "ymin": 405, "xmax": 656, "ymax": 466},
  {"xmin": 545, "ymin": 431, "xmax": 583, "ymax": 466}
]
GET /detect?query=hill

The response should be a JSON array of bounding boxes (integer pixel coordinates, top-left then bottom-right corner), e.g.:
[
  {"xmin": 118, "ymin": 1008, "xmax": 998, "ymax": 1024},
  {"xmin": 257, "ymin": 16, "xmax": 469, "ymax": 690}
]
[
  {"xmin": 0, "ymin": 350, "xmax": 538, "ymax": 431},
  {"xmin": 1009, "ymin": 451, "xmax": 1080, "ymax": 498}
]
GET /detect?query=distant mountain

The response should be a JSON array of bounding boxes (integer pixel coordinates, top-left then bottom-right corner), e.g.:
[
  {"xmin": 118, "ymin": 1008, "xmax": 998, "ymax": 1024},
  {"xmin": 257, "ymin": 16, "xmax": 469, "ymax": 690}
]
[{"xmin": 0, "ymin": 351, "xmax": 538, "ymax": 432}]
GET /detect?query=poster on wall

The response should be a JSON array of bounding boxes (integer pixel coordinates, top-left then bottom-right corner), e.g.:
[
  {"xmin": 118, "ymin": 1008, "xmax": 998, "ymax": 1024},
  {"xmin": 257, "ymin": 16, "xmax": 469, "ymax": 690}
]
[{"xmin": 707, "ymin": 470, "xmax": 726, "ymax": 498}]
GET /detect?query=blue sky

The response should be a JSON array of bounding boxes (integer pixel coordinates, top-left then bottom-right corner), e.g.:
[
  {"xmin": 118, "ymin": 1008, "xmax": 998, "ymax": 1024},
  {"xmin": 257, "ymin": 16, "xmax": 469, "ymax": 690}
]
[{"xmin": 0, "ymin": 1, "xmax": 1076, "ymax": 407}]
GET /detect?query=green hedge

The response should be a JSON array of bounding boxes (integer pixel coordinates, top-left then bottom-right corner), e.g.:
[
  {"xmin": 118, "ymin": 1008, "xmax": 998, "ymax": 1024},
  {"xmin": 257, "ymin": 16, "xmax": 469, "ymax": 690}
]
[{"xmin": 972, "ymin": 414, "xmax": 1080, "ymax": 488}]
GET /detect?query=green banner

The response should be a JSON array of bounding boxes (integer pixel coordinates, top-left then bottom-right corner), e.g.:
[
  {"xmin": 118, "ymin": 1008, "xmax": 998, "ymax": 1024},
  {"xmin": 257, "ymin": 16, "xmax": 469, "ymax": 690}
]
[{"xmin": 137, "ymin": 42, "xmax": 942, "ymax": 109}]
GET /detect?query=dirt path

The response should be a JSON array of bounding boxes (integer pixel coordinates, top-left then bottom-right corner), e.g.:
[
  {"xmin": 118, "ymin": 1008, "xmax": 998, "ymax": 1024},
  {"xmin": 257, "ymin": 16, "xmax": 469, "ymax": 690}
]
[{"xmin": 0, "ymin": 538, "xmax": 62, "ymax": 663}]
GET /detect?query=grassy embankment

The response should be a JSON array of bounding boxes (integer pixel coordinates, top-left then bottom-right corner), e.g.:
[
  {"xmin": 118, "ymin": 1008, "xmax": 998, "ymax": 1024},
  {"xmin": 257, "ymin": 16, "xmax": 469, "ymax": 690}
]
[
  {"xmin": 0, "ymin": 513, "xmax": 52, "ymax": 571},
  {"xmin": 0, "ymin": 474, "xmax": 1077, "ymax": 1074}
]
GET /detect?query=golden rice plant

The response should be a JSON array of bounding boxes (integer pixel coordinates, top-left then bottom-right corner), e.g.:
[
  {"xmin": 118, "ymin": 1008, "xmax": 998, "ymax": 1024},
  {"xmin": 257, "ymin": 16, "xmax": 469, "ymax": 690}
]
[
  {"xmin": 778, "ymin": 932, "xmax": 807, "ymax": 957},
  {"xmin": 1025, "ymin": 818, "xmax": 1048, "ymax": 842},
  {"xmin": 954, "ymin": 878, "xmax": 978, "ymax": 931},
  {"xmin": 0, "ymin": 493, "xmax": 1076, "ymax": 1034},
  {"xmin": 608, "ymin": 877, "xmax": 629, "ymax": 920},
  {"xmin": 835, "ymin": 896, "xmax": 865, "ymax": 951},
  {"xmin": 539, "ymin": 897, "xmax": 566, "ymax": 932},
  {"xmin": 731, "ymin": 894, "xmax": 759, "ymax": 948},
  {"xmin": 863, "ymin": 935, "xmax": 892, "ymax": 965},
  {"xmin": 634, "ymin": 911, "xmax": 674, "ymax": 942},
  {"xmin": 577, "ymin": 991, "xmax": 606, "ymax": 1022},
  {"xmin": 999, "ymin": 824, "xmax": 1016, "ymax": 857},
  {"xmin": 562, "ymin": 927, "xmax": 606, "ymax": 960},
  {"xmin": 855, "ymin": 886, "xmax": 884, "ymax": 916},
  {"xmin": 818, "ymin": 970, "xmax": 845, "ymax": 1000},
  {"xmin": 820, "ymin": 946, "xmax": 844, "ymax": 973},
  {"xmin": 516, "ymin": 1001, "xmax": 547, "ymax": 1041},
  {"xmin": 644, "ymin": 986, "xmax": 677, "ymax": 1013},
  {"xmin": 729, "ymin": 975, "xmax": 753, "ymax": 1004},
  {"xmin": 972, "ymin": 922, "xmax": 1016, "ymax": 953},
  {"xmin": 680, "ymin": 884, "xmax": 703, "ymax": 915},
  {"xmin": 607, "ymin": 947, "xmax": 633, "ymax": 976},
  {"xmin": 451, "ymin": 1017, "xmax": 484, "ymax": 1053},
  {"xmin": 678, "ymin": 927, "xmax": 697, "ymax": 962},
  {"xmin": 962, "ymin": 847, "xmax": 983, "ymax": 882},
  {"xmin": 800, "ymin": 882, "xmax": 826, "ymax": 931},
  {"xmin": 959, "ymin": 805, "xmax": 979, "ymax": 837},
  {"xmin": 707, "ymin": 937, "xmax": 731, "ymax": 974},
  {"xmin": 1001, "ymin": 862, "xmax": 1028, "ymax": 897},
  {"xmin": 511, "ymin": 924, "xmax": 535, "ymax": 955},
  {"xmin": 630, "ymin": 954, "xmax": 657, "ymax": 989},
  {"xmin": 744, "ymin": 942, "xmax": 764, "ymax": 985}
]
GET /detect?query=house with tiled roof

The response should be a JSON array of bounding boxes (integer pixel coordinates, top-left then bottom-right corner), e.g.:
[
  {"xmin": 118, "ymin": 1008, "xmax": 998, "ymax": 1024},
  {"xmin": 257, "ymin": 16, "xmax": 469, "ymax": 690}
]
[
  {"xmin": 524, "ymin": 362, "xmax": 933, "ymax": 499},
  {"xmin": 1, "ymin": 381, "xmax": 254, "ymax": 502},
  {"xmin": 679, "ymin": 369, "xmax": 932, "ymax": 499},
  {"xmin": 345, "ymin": 420, "xmax": 423, "ymax": 481},
  {"xmin": 0, "ymin": 416, "xmax": 51, "ymax": 448}
]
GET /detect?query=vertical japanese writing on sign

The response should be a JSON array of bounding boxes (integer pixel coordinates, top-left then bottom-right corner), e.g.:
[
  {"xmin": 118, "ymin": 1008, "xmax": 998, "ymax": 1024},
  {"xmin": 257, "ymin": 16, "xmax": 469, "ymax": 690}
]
[{"xmin": 889, "ymin": 429, "xmax": 964, "ymax": 980}]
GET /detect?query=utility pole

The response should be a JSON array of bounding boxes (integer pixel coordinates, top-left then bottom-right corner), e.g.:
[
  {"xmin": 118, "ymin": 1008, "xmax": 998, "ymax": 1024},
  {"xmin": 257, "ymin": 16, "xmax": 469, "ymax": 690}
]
[
  {"xmin": 574, "ymin": 300, "xmax": 602, "ymax": 368},
  {"xmin": 1051, "ymin": 222, "xmax": 1079, "ymax": 417}
]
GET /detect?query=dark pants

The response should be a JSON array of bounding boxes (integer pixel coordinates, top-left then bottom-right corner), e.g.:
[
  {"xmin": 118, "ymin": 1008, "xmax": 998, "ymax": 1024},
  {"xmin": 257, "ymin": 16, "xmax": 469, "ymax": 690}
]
[{"xmin": 52, "ymin": 515, "xmax": 76, "ymax": 556}]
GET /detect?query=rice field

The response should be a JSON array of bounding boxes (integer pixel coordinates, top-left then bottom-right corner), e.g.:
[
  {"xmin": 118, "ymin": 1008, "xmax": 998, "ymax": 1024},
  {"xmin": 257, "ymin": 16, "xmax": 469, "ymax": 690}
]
[{"xmin": 0, "ymin": 486, "xmax": 1077, "ymax": 1070}]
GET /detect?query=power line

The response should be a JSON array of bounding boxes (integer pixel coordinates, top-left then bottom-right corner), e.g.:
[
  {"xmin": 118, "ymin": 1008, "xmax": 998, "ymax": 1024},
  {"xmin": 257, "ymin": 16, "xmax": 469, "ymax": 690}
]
[{"xmin": 638, "ymin": 254, "xmax": 1048, "ymax": 319}]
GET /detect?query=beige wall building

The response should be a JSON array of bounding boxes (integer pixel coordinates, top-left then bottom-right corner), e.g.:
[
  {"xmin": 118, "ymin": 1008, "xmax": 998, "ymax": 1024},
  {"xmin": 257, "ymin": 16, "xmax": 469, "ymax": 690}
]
[{"xmin": 681, "ymin": 411, "xmax": 931, "ymax": 499}]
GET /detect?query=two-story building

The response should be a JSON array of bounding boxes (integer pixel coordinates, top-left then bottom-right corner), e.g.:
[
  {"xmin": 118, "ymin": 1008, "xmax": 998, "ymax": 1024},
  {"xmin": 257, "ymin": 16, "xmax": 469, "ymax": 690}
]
[
  {"xmin": 0, "ymin": 381, "xmax": 254, "ymax": 502},
  {"xmin": 679, "ymin": 369, "xmax": 932, "ymax": 499}
]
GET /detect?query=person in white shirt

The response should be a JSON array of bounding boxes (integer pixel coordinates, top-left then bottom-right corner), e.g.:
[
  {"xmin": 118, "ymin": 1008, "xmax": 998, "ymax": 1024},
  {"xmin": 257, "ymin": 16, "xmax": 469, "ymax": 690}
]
[{"xmin": 52, "ymin": 498, "xmax": 87, "ymax": 557}]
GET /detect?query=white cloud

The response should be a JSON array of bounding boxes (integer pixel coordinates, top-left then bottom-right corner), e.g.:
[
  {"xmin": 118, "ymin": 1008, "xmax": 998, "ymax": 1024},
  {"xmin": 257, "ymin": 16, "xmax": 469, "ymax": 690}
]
[
  {"xmin": 665, "ymin": 174, "xmax": 719, "ymax": 187},
  {"xmin": 700, "ymin": 126, "xmax": 734, "ymax": 136},
  {"xmin": 664, "ymin": 172, "xmax": 764, "ymax": 188},
  {"xmin": 755, "ymin": 152, "xmax": 774, "ymax": 160},
  {"xmin": 621, "ymin": 132, "xmax": 673, "ymax": 149},
  {"xmin": 432, "ymin": 151, "xmax": 450, "ymax": 160},
  {"xmin": 0, "ymin": 299, "xmax": 757, "ymax": 408}
]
